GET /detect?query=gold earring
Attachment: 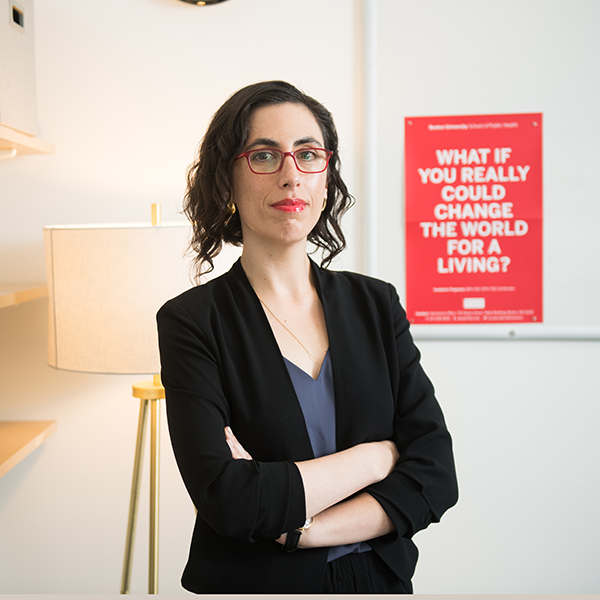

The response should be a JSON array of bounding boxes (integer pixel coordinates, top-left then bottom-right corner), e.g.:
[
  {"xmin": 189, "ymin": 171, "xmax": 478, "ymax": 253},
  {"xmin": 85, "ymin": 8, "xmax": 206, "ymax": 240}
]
[
  {"xmin": 227, "ymin": 202, "xmax": 236, "ymax": 215},
  {"xmin": 321, "ymin": 197, "xmax": 327, "ymax": 212}
]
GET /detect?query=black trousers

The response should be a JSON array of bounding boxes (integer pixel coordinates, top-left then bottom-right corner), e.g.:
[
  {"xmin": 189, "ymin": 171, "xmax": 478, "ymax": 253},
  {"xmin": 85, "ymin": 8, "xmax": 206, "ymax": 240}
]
[{"xmin": 321, "ymin": 550, "xmax": 413, "ymax": 594}]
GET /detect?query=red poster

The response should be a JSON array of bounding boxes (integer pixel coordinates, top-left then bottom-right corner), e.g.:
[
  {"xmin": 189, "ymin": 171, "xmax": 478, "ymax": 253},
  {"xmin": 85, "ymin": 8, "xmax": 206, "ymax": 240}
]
[{"xmin": 405, "ymin": 113, "xmax": 543, "ymax": 325}]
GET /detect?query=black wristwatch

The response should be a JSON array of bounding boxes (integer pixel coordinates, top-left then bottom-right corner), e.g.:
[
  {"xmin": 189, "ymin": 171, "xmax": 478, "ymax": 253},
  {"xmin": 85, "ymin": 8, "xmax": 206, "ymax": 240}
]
[{"xmin": 282, "ymin": 517, "xmax": 313, "ymax": 552}]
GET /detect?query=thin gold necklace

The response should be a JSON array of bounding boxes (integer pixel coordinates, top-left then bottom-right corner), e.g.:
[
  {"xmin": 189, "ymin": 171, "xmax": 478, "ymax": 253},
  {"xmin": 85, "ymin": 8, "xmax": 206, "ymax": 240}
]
[{"xmin": 258, "ymin": 297, "xmax": 319, "ymax": 365}]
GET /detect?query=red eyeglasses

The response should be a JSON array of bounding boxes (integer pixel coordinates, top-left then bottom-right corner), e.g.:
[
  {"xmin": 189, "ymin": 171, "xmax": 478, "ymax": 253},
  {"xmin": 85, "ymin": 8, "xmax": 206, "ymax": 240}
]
[{"xmin": 235, "ymin": 147, "xmax": 332, "ymax": 174}]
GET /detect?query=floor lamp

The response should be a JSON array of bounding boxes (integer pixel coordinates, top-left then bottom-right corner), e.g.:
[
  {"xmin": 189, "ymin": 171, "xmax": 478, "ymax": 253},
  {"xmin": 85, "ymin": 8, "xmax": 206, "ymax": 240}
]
[{"xmin": 44, "ymin": 206, "xmax": 191, "ymax": 594}]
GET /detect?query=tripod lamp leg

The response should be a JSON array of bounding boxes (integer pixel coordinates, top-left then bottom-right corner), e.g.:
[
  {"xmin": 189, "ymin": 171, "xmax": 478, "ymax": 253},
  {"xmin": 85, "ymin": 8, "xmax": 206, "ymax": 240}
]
[
  {"xmin": 149, "ymin": 398, "xmax": 160, "ymax": 594},
  {"xmin": 121, "ymin": 398, "xmax": 149, "ymax": 595}
]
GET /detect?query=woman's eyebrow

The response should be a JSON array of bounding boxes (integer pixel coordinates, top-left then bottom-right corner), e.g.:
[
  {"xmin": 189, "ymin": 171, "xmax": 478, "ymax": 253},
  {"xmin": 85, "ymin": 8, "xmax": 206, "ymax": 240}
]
[
  {"xmin": 245, "ymin": 137, "xmax": 279, "ymax": 150},
  {"xmin": 244, "ymin": 136, "xmax": 323, "ymax": 151},
  {"xmin": 293, "ymin": 136, "xmax": 322, "ymax": 147}
]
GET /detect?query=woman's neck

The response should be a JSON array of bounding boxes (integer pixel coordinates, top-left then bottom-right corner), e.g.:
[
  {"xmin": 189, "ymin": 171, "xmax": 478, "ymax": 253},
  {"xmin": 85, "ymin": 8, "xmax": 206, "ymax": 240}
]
[
  {"xmin": 241, "ymin": 240, "xmax": 328, "ymax": 380},
  {"xmin": 240, "ymin": 241, "xmax": 315, "ymax": 301}
]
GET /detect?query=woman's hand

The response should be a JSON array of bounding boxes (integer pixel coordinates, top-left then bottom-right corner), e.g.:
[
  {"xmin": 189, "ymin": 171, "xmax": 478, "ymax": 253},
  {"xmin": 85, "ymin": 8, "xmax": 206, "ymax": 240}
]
[{"xmin": 224, "ymin": 426, "xmax": 252, "ymax": 460}]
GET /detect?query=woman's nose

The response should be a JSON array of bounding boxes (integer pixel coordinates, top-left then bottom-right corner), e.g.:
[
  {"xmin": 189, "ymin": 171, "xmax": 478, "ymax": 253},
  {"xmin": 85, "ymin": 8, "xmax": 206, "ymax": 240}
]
[{"xmin": 278, "ymin": 155, "xmax": 301, "ymax": 187}]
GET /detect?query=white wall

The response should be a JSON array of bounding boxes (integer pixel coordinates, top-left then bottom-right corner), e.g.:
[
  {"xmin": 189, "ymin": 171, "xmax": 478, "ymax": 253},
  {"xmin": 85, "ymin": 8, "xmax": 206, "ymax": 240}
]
[{"xmin": 1, "ymin": 0, "xmax": 599, "ymax": 595}]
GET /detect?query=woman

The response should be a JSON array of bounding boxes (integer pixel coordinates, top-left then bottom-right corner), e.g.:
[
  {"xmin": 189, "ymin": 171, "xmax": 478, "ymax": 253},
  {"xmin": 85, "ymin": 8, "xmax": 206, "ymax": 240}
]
[{"xmin": 157, "ymin": 80, "xmax": 458, "ymax": 594}]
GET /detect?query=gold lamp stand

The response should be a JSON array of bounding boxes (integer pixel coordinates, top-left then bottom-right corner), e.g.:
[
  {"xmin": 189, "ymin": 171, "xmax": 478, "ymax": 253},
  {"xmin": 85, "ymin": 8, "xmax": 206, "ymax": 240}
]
[
  {"xmin": 120, "ymin": 375, "xmax": 164, "ymax": 594},
  {"xmin": 121, "ymin": 205, "xmax": 166, "ymax": 594}
]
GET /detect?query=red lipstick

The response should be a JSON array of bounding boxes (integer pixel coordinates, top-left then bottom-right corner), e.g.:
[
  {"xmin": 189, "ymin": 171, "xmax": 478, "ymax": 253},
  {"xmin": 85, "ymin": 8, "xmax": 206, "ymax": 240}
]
[{"xmin": 271, "ymin": 198, "xmax": 307, "ymax": 213}]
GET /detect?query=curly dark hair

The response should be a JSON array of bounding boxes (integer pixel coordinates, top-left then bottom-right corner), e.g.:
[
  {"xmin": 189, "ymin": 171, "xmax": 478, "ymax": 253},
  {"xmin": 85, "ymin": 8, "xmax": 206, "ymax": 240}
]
[{"xmin": 183, "ymin": 80, "xmax": 354, "ymax": 279}]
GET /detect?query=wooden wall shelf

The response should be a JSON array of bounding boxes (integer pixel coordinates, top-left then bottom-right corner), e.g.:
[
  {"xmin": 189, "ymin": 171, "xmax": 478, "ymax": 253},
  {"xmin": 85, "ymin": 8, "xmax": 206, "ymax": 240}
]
[
  {"xmin": 0, "ymin": 124, "xmax": 54, "ymax": 155},
  {"xmin": 0, "ymin": 421, "xmax": 58, "ymax": 478},
  {"xmin": 0, "ymin": 284, "xmax": 48, "ymax": 309}
]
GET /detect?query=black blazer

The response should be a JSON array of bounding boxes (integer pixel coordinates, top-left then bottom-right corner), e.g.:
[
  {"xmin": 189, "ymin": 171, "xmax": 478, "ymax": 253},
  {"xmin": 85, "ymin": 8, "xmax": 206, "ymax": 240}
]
[{"xmin": 157, "ymin": 259, "xmax": 458, "ymax": 594}]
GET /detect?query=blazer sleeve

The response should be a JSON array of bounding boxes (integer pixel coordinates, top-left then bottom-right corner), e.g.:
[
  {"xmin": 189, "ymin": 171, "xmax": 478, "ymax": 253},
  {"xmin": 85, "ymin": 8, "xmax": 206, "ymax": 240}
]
[
  {"xmin": 366, "ymin": 284, "xmax": 458, "ymax": 542},
  {"xmin": 157, "ymin": 299, "xmax": 306, "ymax": 543}
]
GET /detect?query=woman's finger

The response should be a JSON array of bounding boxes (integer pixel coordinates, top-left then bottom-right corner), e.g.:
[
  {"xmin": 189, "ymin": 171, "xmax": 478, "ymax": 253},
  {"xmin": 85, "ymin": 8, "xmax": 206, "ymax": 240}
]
[{"xmin": 225, "ymin": 426, "xmax": 252, "ymax": 460}]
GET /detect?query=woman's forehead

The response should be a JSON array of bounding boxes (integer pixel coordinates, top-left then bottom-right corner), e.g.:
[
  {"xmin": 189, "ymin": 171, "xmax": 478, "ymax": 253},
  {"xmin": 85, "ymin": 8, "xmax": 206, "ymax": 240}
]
[{"xmin": 245, "ymin": 103, "xmax": 324, "ymax": 148}]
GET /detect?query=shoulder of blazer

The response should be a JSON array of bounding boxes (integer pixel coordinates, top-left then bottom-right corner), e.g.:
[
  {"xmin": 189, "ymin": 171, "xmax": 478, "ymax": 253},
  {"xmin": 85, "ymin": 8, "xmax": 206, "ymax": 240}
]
[
  {"xmin": 311, "ymin": 262, "xmax": 397, "ymax": 312},
  {"xmin": 159, "ymin": 259, "xmax": 251, "ymax": 317}
]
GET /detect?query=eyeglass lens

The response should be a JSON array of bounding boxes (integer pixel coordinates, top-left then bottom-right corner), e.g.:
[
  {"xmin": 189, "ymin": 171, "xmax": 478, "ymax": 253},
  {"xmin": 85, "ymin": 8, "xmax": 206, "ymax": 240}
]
[{"xmin": 248, "ymin": 149, "xmax": 329, "ymax": 173}]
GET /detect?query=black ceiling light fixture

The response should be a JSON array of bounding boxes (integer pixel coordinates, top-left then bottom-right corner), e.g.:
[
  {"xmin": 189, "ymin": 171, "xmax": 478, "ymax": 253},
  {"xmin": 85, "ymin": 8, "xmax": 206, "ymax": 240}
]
[{"xmin": 178, "ymin": 0, "xmax": 231, "ymax": 5}]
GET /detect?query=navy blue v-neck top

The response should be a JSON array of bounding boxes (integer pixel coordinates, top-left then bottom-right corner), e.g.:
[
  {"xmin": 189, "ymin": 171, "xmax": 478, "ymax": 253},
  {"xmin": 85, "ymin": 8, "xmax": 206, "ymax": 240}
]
[{"xmin": 283, "ymin": 350, "xmax": 371, "ymax": 562}]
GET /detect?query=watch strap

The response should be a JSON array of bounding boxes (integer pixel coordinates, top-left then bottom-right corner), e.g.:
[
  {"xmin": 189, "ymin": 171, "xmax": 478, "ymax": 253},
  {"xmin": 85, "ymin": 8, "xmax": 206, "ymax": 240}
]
[{"xmin": 282, "ymin": 528, "xmax": 302, "ymax": 552}]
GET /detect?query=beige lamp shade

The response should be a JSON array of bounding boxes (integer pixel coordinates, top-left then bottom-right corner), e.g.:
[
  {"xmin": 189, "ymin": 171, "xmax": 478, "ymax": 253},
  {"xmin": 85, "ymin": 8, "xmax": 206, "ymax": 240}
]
[{"xmin": 44, "ymin": 222, "xmax": 192, "ymax": 374}]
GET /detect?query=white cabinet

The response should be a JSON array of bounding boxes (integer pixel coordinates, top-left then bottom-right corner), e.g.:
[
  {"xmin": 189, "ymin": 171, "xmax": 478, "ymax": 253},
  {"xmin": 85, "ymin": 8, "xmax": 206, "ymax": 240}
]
[{"xmin": 0, "ymin": 0, "xmax": 53, "ymax": 155}]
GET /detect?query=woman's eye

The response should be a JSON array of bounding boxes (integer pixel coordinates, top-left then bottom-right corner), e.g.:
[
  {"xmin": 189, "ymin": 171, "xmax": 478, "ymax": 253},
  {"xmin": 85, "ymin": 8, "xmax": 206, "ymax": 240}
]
[
  {"xmin": 297, "ymin": 150, "xmax": 318, "ymax": 161},
  {"xmin": 252, "ymin": 151, "xmax": 276, "ymax": 162}
]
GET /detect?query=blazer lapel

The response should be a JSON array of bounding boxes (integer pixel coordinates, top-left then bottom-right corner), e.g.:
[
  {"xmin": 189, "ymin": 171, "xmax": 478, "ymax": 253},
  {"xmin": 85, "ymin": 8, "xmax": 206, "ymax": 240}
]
[
  {"xmin": 227, "ymin": 260, "xmax": 315, "ymax": 461},
  {"xmin": 310, "ymin": 262, "xmax": 356, "ymax": 451},
  {"xmin": 312, "ymin": 262, "xmax": 396, "ymax": 452}
]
